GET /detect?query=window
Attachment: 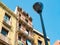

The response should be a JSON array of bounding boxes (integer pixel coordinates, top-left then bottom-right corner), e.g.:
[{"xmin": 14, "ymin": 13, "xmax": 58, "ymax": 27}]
[
  {"xmin": 38, "ymin": 40, "xmax": 42, "ymax": 45},
  {"xmin": 26, "ymin": 29, "xmax": 29, "ymax": 34},
  {"xmin": 4, "ymin": 13, "xmax": 10, "ymax": 24},
  {"xmin": 18, "ymin": 36, "xmax": 21, "ymax": 40},
  {"xmin": 1, "ymin": 27, "xmax": 8, "ymax": 36},
  {"xmin": 26, "ymin": 40, "xmax": 32, "ymax": 45},
  {"xmin": 19, "ymin": 14, "xmax": 21, "ymax": 17},
  {"xmin": 19, "ymin": 24, "xmax": 21, "ymax": 29},
  {"xmin": 25, "ymin": 19, "xmax": 28, "ymax": 23},
  {"xmin": 18, "ymin": 24, "xmax": 21, "ymax": 30},
  {"xmin": 18, "ymin": 36, "xmax": 24, "ymax": 45}
]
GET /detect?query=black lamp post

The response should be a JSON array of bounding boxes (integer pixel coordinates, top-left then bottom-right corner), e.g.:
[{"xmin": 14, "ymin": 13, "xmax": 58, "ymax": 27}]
[{"xmin": 33, "ymin": 2, "xmax": 48, "ymax": 45}]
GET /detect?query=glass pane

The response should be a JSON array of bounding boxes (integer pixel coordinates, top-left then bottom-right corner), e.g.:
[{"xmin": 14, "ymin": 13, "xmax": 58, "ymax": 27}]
[
  {"xmin": 4, "ymin": 14, "xmax": 10, "ymax": 23},
  {"xmin": 26, "ymin": 40, "xmax": 32, "ymax": 45},
  {"xmin": 38, "ymin": 40, "xmax": 42, "ymax": 45},
  {"xmin": 1, "ymin": 28, "xmax": 8, "ymax": 36}
]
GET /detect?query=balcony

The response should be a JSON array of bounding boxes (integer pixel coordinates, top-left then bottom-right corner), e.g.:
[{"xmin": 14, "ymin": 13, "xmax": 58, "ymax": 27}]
[
  {"xmin": 28, "ymin": 34, "xmax": 34, "ymax": 42},
  {"xmin": 18, "ymin": 28, "xmax": 28, "ymax": 37},
  {"xmin": 0, "ymin": 33, "xmax": 10, "ymax": 45},
  {"xmin": 19, "ymin": 17, "xmax": 33, "ymax": 30},
  {"xmin": 28, "ymin": 23, "xmax": 32, "ymax": 27},
  {"xmin": 18, "ymin": 40, "xmax": 24, "ymax": 45},
  {"xmin": 18, "ymin": 28, "xmax": 34, "ymax": 41}
]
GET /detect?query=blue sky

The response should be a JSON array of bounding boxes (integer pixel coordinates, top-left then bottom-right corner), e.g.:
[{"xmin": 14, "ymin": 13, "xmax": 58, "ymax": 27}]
[{"xmin": 1, "ymin": 0, "xmax": 60, "ymax": 45}]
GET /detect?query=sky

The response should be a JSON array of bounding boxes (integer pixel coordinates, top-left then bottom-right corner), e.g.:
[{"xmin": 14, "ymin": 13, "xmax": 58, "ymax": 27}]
[{"xmin": 0, "ymin": 0, "xmax": 60, "ymax": 45}]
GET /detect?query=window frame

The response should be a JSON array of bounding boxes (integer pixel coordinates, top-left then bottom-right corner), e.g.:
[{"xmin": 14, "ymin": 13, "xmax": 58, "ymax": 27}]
[
  {"xmin": 3, "ymin": 13, "xmax": 11, "ymax": 28},
  {"xmin": 38, "ymin": 40, "xmax": 42, "ymax": 45},
  {"xmin": 1, "ymin": 27, "xmax": 9, "ymax": 36},
  {"xmin": 4, "ymin": 13, "xmax": 10, "ymax": 23}
]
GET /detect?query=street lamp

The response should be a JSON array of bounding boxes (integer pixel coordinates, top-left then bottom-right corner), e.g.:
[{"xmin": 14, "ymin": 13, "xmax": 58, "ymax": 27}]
[{"xmin": 33, "ymin": 2, "xmax": 48, "ymax": 45}]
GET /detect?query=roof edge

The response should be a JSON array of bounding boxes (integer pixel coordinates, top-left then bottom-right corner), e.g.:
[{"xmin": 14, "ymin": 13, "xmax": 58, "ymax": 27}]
[{"xmin": 0, "ymin": 2, "xmax": 17, "ymax": 20}]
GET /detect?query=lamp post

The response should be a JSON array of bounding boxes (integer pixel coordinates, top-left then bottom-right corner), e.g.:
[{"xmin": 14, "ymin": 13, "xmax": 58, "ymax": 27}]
[{"xmin": 33, "ymin": 2, "xmax": 48, "ymax": 45}]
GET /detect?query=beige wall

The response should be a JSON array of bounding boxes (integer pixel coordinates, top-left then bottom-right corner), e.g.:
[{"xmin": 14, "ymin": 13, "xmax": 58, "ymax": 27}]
[
  {"xmin": 33, "ymin": 33, "xmax": 50, "ymax": 45},
  {"xmin": 0, "ymin": 4, "xmax": 17, "ymax": 45},
  {"xmin": 0, "ymin": 7, "xmax": 5, "ymax": 32}
]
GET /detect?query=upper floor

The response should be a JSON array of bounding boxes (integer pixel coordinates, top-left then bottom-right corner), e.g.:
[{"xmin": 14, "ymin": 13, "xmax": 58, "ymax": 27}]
[
  {"xmin": 33, "ymin": 29, "xmax": 50, "ymax": 45},
  {"xmin": 15, "ymin": 6, "xmax": 33, "ymax": 29}
]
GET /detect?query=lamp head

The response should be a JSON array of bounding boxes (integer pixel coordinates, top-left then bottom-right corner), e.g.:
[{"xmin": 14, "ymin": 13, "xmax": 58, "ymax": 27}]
[{"xmin": 33, "ymin": 2, "xmax": 43, "ymax": 13}]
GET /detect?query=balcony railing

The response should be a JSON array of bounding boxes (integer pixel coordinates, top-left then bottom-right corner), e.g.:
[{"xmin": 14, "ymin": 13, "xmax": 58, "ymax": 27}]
[
  {"xmin": 28, "ymin": 34, "xmax": 34, "ymax": 41},
  {"xmin": 18, "ymin": 28, "xmax": 28, "ymax": 37},
  {"xmin": 0, "ymin": 33, "xmax": 10, "ymax": 45},
  {"xmin": 24, "ymin": 30, "xmax": 28, "ymax": 36},
  {"xmin": 19, "ymin": 17, "xmax": 32, "ymax": 29},
  {"xmin": 28, "ymin": 23, "xmax": 32, "ymax": 27},
  {"xmin": 18, "ymin": 28, "xmax": 34, "ymax": 41}
]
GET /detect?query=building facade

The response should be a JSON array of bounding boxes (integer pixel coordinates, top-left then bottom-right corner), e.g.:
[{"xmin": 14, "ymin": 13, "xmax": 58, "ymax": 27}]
[
  {"xmin": 33, "ymin": 29, "xmax": 50, "ymax": 45},
  {"xmin": 15, "ymin": 6, "xmax": 34, "ymax": 45},
  {"xmin": 0, "ymin": 2, "xmax": 50, "ymax": 45},
  {"xmin": 0, "ymin": 2, "xmax": 17, "ymax": 45},
  {"xmin": 54, "ymin": 40, "xmax": 60, "ymax": 45}
]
